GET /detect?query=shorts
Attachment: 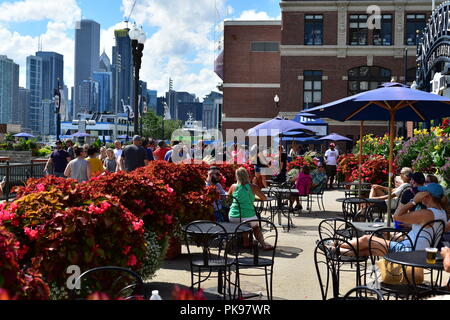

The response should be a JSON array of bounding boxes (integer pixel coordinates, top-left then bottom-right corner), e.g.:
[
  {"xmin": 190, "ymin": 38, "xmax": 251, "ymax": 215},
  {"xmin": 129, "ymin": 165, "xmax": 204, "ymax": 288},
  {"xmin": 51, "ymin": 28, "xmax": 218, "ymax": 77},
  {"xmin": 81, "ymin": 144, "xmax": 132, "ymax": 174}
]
[
  {"xmin": 254, "ymin": 165, "xmax": 261, "ymax": 173},
  {"xmin": 229, "ymin": 216, "xmax": 259, "ymax": 227},
  {"xmin": 326, "ymin": 165, "xmax": 337, "ymax": 176},
  {"xmin": 389, "ymin": 240, "xmax": 413, "ymax": 252}
]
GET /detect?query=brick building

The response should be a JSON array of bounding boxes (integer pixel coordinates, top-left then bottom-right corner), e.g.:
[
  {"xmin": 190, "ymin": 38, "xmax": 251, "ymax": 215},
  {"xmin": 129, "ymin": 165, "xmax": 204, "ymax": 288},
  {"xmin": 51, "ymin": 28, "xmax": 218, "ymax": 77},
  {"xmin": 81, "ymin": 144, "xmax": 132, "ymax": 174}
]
[{"xmin": 221, "ymin": 0, "xmax": 434, "ymax": 142}]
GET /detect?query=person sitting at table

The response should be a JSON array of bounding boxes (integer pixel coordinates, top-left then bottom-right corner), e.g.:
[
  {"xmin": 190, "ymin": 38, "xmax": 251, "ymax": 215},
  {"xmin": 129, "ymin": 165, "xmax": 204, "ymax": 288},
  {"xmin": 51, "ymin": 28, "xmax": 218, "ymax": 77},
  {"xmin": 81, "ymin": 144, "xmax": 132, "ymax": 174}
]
[
  {"xmin": 311, "ymin": 164, "xmax": 327, "ymax": 194},
  {"xmin": 206, "ymin": 166, "xmax": 227, "ymax": 222},
  {"xmin": 288, "ymin": 166, "xmax": 312, "ymax": 212},
  {"xmin": 228, "ymin": 167, "xmax": 274, "ymax": 250},
  {"xmin": 338, "ymin": 183, "xmax": 448, "ymax": 256},
  {"xmin": 369, "ymin": 167, "xmax": 412, "ymax": 211},
  {"xmin": 441, "ymin": 246, "xmax": 450, "ymax": 273},
  {"xmin": 394, "ymin": 172, "xmax": 426, "ymax": 229},
  {"xmin": 426, "ymin": 174, "xmax": 439, "ymax": 184}
]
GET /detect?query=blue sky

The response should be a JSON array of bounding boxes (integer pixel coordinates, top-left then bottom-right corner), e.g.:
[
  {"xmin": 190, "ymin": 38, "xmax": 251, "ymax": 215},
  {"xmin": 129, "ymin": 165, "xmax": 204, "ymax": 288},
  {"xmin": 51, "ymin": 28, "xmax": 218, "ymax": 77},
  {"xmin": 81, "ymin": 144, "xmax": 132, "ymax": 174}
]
[{"xmin": 0, "ymin": 0, "xmax": 281, "ymax": 99}]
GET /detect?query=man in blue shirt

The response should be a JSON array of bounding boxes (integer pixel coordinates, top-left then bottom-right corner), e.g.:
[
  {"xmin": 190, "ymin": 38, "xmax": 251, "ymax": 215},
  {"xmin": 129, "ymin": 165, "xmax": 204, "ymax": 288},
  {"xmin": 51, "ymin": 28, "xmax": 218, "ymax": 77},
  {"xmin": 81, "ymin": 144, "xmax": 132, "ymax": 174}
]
[{"xmin": 44, "ymin": 140, "xmax": 71, "ymax": 177}]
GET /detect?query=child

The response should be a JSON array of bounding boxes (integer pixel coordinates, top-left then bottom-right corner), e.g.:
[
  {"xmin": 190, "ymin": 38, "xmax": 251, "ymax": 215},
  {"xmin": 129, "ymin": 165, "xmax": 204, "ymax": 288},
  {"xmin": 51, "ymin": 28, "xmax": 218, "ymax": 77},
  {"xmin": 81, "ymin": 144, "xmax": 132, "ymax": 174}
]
[{"xmin": 103, "ymin": 148, "xmax": 117, "ymax": 173}]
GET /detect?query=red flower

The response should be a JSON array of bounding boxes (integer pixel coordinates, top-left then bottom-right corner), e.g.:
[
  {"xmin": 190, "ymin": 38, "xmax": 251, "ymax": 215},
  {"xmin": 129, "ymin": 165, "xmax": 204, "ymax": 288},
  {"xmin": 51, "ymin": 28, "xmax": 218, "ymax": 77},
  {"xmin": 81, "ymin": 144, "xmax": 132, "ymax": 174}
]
[
  {"xmin": 122, "ymin": 246, "xmax": 131, "ymax": 255},
  {"xmin": 127, "ymin": 254, "xmax": 137, "ymax": 266},
  {"xmin": 24, "ymin": 227, "xmax": 39, "ymax": 241},
  {"xmin": 164, "ymin": 214, "xmax": 173, "ymax": 225},
  {"xmin": 132, "ymin": 219, "xmax": 144, "ymax": 231},
  {"xmin": 36, "ymin": 184, "xmax": 45, "ymax": 192}
]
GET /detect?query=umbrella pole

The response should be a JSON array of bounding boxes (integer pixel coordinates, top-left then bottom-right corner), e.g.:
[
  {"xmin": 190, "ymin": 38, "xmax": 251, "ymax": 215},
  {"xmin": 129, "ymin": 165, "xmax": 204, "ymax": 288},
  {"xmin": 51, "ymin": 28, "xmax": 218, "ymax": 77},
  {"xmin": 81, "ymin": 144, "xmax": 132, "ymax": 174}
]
[
  {"xmin": 387, "ymin": 111, "xmax": 396, "ymax": 227},
  {"xmin": 358, "ymin": 121, "xmax": 364, "ymax": 198}
]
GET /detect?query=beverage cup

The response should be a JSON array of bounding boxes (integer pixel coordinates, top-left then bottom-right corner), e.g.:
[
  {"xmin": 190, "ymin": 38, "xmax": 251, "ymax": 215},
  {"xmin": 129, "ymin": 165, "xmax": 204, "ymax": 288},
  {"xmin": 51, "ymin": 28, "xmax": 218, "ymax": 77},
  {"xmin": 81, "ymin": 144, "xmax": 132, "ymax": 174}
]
[{"xmin": 426, "ymin": 247, "xmax": 438, "ymax": 264}]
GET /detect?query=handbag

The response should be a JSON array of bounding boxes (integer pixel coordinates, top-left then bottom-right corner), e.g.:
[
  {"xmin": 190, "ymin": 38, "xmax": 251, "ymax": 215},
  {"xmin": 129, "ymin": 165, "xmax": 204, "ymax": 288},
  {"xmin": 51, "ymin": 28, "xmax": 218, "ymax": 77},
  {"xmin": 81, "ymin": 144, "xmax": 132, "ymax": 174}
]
[{"xmin": 376, "ymin": 258, "xmax": 424, "ymax": 285}]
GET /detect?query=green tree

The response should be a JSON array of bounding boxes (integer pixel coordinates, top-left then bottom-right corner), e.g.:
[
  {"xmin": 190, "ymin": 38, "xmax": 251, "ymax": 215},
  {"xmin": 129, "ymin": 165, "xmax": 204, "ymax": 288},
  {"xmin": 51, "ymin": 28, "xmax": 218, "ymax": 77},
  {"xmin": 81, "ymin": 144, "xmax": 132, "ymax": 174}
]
[{"xmin": 142, "ymin": 111, "xmax": 183, "ymax": 140}]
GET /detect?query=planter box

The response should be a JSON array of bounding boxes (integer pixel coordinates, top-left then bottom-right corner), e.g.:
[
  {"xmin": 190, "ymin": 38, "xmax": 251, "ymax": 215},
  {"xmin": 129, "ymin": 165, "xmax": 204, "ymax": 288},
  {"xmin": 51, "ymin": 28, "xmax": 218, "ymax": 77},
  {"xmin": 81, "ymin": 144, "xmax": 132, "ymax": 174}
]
[{"xmin": 0, "ymin": 151, "xmax": 33, "ymax": 163}]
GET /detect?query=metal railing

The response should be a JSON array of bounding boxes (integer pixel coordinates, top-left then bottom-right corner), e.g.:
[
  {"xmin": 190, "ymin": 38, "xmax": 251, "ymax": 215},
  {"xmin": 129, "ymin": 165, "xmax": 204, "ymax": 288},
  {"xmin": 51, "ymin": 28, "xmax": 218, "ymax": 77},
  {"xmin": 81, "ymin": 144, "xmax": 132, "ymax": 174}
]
[{"xmin": 0, "ymin": 161, "xmax": 47, "ymax": 201}]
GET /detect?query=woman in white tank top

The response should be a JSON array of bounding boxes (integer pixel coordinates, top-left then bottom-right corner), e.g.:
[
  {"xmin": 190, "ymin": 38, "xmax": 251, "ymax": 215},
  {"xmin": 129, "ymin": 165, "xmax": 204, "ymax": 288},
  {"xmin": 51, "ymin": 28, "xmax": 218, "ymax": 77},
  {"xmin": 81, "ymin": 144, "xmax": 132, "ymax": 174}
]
[{"xmin": 338, "ymin": 183, "xmax": 448, "ymax": 256}]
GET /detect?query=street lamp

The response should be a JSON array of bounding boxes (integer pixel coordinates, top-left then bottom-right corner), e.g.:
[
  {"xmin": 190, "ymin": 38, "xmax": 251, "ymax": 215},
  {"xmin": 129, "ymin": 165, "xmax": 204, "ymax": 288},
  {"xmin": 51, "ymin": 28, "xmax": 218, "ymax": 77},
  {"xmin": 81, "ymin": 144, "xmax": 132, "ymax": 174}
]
[
  {"xmin": 129, "ymin": 23, "xmax": 146, "ymax": 136},
  {"xmin": 54, "ymin": 79, "xmax": 62, "ymax": 141},
  {"xmin": 274, "ymin": 94, "xmax": 280, "ymax": 108}
]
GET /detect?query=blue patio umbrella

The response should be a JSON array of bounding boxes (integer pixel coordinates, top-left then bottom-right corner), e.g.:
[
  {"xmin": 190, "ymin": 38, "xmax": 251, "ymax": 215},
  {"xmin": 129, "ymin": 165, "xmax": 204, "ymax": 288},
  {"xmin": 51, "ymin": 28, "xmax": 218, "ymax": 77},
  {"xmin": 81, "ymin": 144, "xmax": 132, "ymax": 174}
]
[
  {"xmin": 247, "ymin": 117, "xmax": 314, "ymax": 136},
  {"xmin": 319, "ymin": 133, "xmax": 352, "ymax": 142},
  {"xmin": 13, "ymin": 133, "xmax": 35, "ymax": 138},
  {"xmin": 304, "ymin": 82, "xmax": 450, "ymax": 225},
  {"xmin": 275, "ymin": 136, "xmax": 320, "ymax": 143}
]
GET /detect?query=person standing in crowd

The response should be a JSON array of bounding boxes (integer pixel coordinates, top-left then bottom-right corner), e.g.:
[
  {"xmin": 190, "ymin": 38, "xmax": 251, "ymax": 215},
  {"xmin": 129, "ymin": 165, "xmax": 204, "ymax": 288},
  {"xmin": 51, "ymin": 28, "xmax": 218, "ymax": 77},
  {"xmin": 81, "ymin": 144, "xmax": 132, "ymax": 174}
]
[
  {"xmin": 103, "ymin": 148, "xmax": 117, "ymax": 173},
  {"xmin": 164, "ymin": 141, "xmax": 178, "ymax": 162},
  {"xmin": 86, "ymin": 147, "xmax": 104, "ymax": 177},
  {"xmin": 153, "ymin": 140, "xmax": 171, "ymax": 161},
  {"xmin": 206, "ymin": 166, "xmax": 227, "ymax": 222},
  {"xmin": 44, "ymin": 140, "xmax": 71, "ymax": 178},
  {"xmin": 64, "ymin": 146, "xmax": 91, "ymax": 182},
  {"xmin": 324, "ymin": 143, "xmax": 339, "ymax": 189},
  {"xmin": 98, "ymin": 146, "xmax": 107, "ymax": 162},
  {"xmin": 289, "ymin": 142, "xmax": 300, "ymax": 159},
  {"xmin": 121, "ymin": 135, "xmax": 148, "ymax": 172},
  {"xmin": 65, "ymin": 139, "xmax": 75, "ymax": 159},
  {"xmin": 426, "ymin": 174, "xmax": 439, "ymax": 184},
  {"xmin": 142, "ymin": 139, "xmax": 155, "ymax": 161}
]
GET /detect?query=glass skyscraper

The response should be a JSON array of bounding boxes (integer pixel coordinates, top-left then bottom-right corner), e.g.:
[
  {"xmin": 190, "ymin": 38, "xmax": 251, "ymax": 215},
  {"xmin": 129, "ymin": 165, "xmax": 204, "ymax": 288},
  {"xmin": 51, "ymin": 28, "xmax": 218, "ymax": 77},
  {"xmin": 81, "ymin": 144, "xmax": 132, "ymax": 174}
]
[
  {"xmin": 26, "ymin": 55, "xmax": 43, "ymax": 134},
  {"xmin": 93, "ymin": 72, "xmax": 112, "ymax": 113},
  {"xmin": 0, "ymin": 55, "xmax": 19, "ymax": 125},
  {"xmin": 74, "ymin": 19, "xmax": 100, "ymax": 118},
  {"xmin": 112, "ymin": 28, "xmax": 133, "ymax": 114}
]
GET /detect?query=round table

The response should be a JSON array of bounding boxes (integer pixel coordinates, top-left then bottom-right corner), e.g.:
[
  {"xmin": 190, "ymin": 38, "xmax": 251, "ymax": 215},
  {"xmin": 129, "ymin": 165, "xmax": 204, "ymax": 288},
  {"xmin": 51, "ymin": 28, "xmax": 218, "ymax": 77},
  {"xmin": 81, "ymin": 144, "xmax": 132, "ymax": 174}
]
[
  {"xmin": 181, "ymin": 222, "xmax": 252, "ymax": 235},
  {"xmin": 384, "ymin": 251, "xmax": 444, "ymax": 271},
  {"xmin": 336, "ymin": 197, "xmax": 386, "ymax": 204}
]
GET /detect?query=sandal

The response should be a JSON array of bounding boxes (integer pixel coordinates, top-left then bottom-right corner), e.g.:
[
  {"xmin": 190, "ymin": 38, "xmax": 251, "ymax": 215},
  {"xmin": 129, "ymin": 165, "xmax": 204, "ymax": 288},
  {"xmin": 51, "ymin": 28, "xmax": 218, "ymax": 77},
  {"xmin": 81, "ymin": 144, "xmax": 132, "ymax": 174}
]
[{"xmin": 262, "ymin": 245, "xmax": 275, "ymax": 251}]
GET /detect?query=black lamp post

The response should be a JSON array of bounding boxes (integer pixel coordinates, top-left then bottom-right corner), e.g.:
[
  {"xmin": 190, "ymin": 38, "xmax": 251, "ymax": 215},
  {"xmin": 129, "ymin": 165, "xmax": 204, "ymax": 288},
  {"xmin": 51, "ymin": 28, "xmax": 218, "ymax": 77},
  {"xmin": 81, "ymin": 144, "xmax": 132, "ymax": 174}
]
[
  {"xmin": 54, "ymin": 79, "xmax": 61, "ymax": 141},
  {"xmin": 129, "ymin": 24, "xmax": 146, "ymax": 137}
]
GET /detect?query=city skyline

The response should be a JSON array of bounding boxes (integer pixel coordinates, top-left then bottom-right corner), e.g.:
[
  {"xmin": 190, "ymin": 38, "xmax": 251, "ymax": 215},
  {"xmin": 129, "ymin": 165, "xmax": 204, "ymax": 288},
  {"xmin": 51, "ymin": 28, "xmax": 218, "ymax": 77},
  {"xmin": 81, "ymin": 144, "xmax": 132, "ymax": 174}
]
[{"xmin": 0, "ymin": 0, "xmax": 280, "ymax": 100}]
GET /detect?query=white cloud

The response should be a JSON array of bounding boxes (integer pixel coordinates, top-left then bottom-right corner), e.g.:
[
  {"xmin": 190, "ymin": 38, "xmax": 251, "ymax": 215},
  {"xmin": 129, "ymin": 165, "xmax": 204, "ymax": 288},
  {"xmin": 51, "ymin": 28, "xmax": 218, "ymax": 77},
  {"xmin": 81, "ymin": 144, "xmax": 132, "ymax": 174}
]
[
  {"xmin": 0, "ymin": 0, "xmax": 81, "ymax": 89},
  {"xmin": 121, "ymin": 0, "xmax": 226, "ymax": 100},
  {"xmin": 235, "ymin": 10, "xmax": 279, "ymax": 21}
]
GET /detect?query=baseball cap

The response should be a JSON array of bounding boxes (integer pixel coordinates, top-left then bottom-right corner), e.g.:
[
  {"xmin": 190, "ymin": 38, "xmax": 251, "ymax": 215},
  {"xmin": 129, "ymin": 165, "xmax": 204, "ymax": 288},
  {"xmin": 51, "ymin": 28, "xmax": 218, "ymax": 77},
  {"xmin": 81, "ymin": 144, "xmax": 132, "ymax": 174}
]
[
  {"xmin": 418, "ymin": 183, "xmax": 444, "ymax": 198},
  {"xmin": 329, "ymin": 143, "xmax": 335, "ymax": 147},
  {"xmin": 132, "ymin": 135, "xmax": 142, "ymax": 141},
  {"xmin": 411, "ymin": 172, "xmax": 425, "ymax": 185}
]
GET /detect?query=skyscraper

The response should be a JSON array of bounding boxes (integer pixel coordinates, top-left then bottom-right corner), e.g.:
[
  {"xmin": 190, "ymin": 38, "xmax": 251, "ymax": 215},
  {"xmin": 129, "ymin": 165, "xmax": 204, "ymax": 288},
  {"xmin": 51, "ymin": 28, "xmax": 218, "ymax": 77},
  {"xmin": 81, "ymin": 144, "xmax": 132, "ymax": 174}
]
[
  {"xmin": 36, "ymin": 51, "xmax": 64, "ymax": 99},
  {"xmin": 26, "ymin": 55, "xmax": 43, "ymax": 134},
  {"xmin": 80, "ymin": 79, "xmax": 99, "ymax": 114},
  {"xmin": 93, "ymin": 72, "xmax": 112, "ymax": 113},
  {"xmin": 18, "ymin": 87, "xmax": 30, "ymax": 130},
  {"xmin": 0, "ymin": 55, "xmax": 19, "ymax": 125},
  {"xmin": 74, "ymin": 19, "xmax": 101, "ymax": 118},
  {"xmin": 112, "ymin": 28, "xmax": 133, "ymax": 116},
  {"xmin": 98, "ymin": 50, "xmax": 111, "ymax": 72}
]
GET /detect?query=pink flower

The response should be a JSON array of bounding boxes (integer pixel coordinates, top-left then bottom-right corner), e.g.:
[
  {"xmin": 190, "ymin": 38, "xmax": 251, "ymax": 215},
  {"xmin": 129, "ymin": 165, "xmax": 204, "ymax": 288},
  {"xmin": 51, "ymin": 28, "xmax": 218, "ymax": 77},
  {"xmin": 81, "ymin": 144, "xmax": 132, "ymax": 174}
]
[
  {"xmin": 24, "ymin": 227, "xmax": 39, "ymax": 241},
  {"xmin": 8, "ymin": 203, "xmax": 18, "ymax": 212},
  {"xmin": 0, "ymin": 210, "xmax": 15, "ymax": 222},
  {"xmin": 166, "ymin": 185, "xmax": 174, "ymax": 193},
  {"xmin": 36, "ymin": 184, "xmax": 45, "ymax": 192},
  {"xmin": 100, "ymin": 201, "xmax": 112, "ymax": 211},
  {"xmin": 133, "ymin": 199, "xmax": 145, "ymax": 208},
  {"xmin": 164, "ymin": 214, "xmax": 173, "ymax": 225},
  {"xmin": 132, "ymin": 219, "xmax": 144, "ymax": 231},
  {"xmin": 127, "ymin": 254, "xmax": 137, "ymax": 266}
]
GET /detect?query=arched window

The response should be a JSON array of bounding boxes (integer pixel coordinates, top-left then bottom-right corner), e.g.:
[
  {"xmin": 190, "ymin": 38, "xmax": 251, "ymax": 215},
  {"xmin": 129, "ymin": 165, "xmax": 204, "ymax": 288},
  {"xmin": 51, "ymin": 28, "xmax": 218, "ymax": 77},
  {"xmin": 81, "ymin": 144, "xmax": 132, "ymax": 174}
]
[{"xmin": 348, "ymin": 66, "xmax": 392, "ymax": 95}]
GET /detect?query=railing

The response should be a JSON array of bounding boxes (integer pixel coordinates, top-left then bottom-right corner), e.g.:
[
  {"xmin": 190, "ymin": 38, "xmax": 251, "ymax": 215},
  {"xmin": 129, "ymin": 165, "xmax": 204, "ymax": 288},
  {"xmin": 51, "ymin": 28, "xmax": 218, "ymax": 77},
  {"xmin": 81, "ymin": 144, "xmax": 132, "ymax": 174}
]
[{"xmin": 0, "ymin": 161, "xmax": 47, "ymax": 201}]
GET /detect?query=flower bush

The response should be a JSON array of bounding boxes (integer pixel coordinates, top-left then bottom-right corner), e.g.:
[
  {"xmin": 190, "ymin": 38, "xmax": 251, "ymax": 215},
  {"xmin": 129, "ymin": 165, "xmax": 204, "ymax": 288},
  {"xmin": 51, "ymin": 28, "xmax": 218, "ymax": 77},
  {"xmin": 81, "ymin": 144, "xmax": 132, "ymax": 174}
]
[
  {"xmin": 0, "ymin": 224, "xmax": 49, "ymax": 299},
  {"xmin": 337, "ymin": 154, "xmax": 369, "ymax": 182},
  {"xmin": 351, "ymin": 155, "xmax": 393, "ymax": 184},
  {"xmin": 287, "ymin": 156, "xmax": 317, "ymax": 172},
  {"xmin": 354, "ymin": 134, "xmax": 403, "ymax": 159}
]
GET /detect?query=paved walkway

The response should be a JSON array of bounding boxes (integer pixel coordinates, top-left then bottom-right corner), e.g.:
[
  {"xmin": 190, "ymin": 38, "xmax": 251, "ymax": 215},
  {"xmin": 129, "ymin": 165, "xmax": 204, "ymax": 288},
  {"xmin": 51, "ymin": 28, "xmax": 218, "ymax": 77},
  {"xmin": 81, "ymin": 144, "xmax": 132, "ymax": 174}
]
[{"xmin": 149, "ymin": 190, "xmax": 448, "ymax": 300}]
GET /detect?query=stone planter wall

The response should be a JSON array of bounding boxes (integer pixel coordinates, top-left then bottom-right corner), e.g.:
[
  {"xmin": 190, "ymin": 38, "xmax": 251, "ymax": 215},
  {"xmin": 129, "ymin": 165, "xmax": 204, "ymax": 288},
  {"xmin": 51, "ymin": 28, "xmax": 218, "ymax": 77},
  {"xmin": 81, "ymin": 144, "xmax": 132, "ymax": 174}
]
[{"xmin": 0, "ymin": 151, "xmax": 33, "ymax": 163}]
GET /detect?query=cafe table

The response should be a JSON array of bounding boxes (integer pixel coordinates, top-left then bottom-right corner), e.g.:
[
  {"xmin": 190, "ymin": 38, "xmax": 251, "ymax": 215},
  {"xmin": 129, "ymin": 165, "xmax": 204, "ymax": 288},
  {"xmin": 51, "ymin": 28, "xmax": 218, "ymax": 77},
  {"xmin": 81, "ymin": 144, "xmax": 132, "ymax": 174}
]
[{"xmin": 384, "ymin": 250, "xmax": 444, "ymax": 295}]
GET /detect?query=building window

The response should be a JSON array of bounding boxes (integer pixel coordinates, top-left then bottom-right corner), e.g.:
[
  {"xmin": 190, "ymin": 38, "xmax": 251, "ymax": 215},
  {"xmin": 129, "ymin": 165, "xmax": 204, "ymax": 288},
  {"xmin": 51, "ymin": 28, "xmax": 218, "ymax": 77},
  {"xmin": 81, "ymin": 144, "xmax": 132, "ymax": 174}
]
[
  {"xmin": 251, "ymin": 42, "xmax": 279, "ymax": 52},
  {"xmin": 405, "ymin": 14, "xmax": 426, "ymax": 45},
  {"xmin": 348, "ymin": 66, "xmax": 391, "ymax": 95},
  {"xmin": 373, "ymin": 14, "xmax": 393, "ymax": 46},
  {"xmin": 349, "ymin": 14, "xmax": 368, "ymax": 45},
  {"xmin": 304, "ymin": 15, "xmax": 323, "ymax": 45},
  {"xmin": 303, "ymin": 70, "xmax": 323, "ymax": 108}
]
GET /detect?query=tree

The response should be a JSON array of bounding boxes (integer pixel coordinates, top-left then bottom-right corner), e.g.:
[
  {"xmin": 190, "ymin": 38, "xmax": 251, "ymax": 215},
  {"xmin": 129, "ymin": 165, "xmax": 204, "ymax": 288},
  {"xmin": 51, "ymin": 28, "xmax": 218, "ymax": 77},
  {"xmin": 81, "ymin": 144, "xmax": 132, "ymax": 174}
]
[{"xmin": 142, "ymin": 111, "xmax": 183, "ymax": 140}]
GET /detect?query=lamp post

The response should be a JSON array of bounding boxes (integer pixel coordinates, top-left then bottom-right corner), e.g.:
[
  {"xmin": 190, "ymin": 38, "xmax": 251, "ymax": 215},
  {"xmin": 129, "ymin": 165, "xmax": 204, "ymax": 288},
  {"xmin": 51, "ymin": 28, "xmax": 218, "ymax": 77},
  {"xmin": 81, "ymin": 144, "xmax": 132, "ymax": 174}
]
[
  {"xmin": 274, "ymin": 94, "xmax": 280, "ymax": 109},
  {"xmin": 129, "ymin": 23, "xmax": 146, "ymax": 136},
  {"xmin": 54, "ymin": 79, "xmax": 61, "ymax": 141}
]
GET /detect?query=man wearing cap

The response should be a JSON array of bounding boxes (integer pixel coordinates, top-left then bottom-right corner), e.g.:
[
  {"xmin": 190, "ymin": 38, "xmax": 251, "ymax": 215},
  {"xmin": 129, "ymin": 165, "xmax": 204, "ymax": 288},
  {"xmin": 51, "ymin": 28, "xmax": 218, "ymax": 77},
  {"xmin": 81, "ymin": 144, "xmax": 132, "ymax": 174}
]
[
  {"xmin": 120, "ymin": 135, "xmax": 148, "ymax": 172},
  {"xmin": 44, "ymin": 140, "xmax": 72, "ymax": 178},
  {"xmin": 324, "ymin": 143, "xmax": 339, "ymax": 189}
]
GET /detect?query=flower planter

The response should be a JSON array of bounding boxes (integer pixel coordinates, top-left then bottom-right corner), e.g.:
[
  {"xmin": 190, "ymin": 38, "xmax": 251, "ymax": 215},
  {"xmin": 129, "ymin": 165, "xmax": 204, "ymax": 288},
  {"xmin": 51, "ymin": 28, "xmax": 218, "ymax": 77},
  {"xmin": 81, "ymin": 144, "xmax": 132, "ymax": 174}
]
[{"xmin": 165, "ymin": 236, "xmax": 182, "ymax": 260}]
